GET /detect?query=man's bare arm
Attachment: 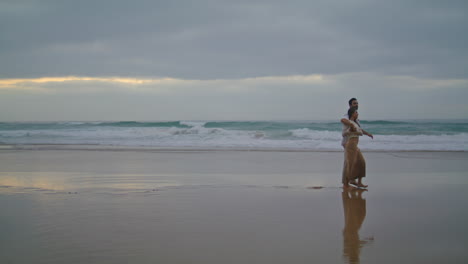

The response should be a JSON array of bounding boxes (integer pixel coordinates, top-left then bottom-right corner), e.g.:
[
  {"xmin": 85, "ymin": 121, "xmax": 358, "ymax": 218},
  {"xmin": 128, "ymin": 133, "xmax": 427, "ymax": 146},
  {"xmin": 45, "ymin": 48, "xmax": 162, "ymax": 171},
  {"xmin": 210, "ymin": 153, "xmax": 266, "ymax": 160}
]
[
  {"xmin": 341, "ymin": 118, "xmax": 351, "ymax": 126},
  {"xmin": 342, "ymin": 118, "xmax": 373, "ymax": 138}
]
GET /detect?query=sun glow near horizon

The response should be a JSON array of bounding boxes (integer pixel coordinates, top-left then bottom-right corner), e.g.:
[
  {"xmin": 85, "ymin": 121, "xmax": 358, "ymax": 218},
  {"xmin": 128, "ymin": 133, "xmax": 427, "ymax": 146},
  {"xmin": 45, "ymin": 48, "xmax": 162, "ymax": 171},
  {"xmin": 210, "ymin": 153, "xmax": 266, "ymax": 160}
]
[
  {"xmin": 0, "ymin": 74, "xmax": 328, "ymax": 92},
  {"xmin": 0, "ymin": 76, "xmax": 177, "ymax": 88},
  {"xmin": 0, "ymin": 72, "xmax": 466, "ymax": 120}
]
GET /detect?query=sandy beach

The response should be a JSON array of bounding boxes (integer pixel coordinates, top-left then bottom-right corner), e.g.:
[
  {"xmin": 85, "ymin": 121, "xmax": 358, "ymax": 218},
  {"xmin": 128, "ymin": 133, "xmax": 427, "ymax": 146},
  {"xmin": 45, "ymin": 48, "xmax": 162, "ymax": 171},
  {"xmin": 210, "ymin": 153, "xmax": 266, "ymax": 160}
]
[{"xmin": 1, "ymin": 147, "xmax": 467, "ymax": 263}]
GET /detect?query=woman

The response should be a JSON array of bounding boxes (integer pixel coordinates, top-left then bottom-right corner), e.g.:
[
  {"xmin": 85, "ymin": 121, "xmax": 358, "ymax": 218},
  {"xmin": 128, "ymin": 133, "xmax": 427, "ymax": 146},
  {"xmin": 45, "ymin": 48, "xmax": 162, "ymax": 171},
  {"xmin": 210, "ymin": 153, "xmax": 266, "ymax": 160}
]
[{"xmin": 342, "ymin": 107, "xmax": 367, "ymax": 188}]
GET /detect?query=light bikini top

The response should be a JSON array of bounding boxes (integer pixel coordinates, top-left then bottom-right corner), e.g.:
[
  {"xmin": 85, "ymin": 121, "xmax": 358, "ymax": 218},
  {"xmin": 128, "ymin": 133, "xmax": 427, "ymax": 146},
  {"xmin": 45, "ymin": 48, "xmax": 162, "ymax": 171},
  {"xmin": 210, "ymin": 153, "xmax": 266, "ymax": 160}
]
[{"xmin": 347, "ymin": 121, "xmax": 363, "ymax": 138}]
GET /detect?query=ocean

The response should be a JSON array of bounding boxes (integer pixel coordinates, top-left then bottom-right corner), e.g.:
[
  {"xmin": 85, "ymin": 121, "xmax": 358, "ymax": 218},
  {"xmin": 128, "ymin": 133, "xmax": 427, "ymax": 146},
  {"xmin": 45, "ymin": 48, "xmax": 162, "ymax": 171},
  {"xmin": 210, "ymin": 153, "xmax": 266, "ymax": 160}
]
[{"xmin": 0, "ymin": 120, "xmax": 467, "ymax": 151}]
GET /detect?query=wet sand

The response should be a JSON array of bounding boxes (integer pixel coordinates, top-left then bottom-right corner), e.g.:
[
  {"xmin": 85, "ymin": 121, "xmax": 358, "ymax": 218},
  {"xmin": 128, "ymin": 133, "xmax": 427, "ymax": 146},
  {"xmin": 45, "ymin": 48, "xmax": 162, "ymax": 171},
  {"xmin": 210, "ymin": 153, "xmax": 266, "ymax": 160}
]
[{"xmin": 1, "ymin": 149, "xmax": 468, "ymax": 263}]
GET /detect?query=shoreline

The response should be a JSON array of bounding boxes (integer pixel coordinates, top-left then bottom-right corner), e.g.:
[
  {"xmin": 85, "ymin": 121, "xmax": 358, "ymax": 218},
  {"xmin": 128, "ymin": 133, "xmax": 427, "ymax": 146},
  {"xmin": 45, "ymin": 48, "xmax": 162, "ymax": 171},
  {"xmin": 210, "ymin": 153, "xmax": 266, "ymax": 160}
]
[{"xmin": 1, "ymin": 143, "xmax": 466, "ymax": 153}]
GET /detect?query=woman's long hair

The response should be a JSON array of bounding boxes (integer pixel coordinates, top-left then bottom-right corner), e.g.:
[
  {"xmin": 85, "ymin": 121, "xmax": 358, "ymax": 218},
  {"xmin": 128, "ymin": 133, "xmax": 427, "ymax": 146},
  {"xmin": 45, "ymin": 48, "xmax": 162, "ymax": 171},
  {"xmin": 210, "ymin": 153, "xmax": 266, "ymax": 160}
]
[
  {"xmin": 347, "ymin": 107, "xmax": 358, "ymax": 119},
  {"xmin": 347, "ymin": 107, "xmax": 360, "ymax": 127}
]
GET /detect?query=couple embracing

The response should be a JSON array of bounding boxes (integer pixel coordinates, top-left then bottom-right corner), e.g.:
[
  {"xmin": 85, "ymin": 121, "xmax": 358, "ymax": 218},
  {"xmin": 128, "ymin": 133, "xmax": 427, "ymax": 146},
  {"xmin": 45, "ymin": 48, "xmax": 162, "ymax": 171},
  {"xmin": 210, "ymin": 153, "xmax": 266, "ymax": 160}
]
[{"xmin": 340, "ymin": 98, "xmax": 373, "ymax": 189}]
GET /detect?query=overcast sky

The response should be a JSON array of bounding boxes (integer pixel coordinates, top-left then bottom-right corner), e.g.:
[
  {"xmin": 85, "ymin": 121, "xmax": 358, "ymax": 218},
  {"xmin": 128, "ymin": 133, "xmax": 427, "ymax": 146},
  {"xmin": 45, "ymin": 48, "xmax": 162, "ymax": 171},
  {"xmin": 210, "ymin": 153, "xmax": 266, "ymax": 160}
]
[{"xmin": 1, "ymin": 0, "xmax": 467, "ymax": 121}]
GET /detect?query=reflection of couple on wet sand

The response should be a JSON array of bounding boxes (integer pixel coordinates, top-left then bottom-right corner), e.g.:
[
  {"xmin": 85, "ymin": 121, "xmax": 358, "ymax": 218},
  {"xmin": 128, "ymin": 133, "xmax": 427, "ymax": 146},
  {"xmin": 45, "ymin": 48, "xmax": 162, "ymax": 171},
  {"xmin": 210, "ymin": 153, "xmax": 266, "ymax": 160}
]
[{"xmin": 342, "ymin": 188, "xmax": 372, "ymax": 264}]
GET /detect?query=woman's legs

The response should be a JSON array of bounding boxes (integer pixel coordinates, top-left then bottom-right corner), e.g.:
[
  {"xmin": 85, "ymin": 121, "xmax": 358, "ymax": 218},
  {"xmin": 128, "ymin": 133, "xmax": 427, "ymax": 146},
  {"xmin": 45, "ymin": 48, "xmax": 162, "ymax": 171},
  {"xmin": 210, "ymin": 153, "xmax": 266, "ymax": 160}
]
[
  {"xmin": 355, "ymin": 148, "xmax": 367, "ymax": 188},
  {"xmin": 357, "ymin": 178, "xmax": 368, "ymax": 188},
  {"xmin": 345, "ymin": 139, "xmax": 367, "ymax": 188}
]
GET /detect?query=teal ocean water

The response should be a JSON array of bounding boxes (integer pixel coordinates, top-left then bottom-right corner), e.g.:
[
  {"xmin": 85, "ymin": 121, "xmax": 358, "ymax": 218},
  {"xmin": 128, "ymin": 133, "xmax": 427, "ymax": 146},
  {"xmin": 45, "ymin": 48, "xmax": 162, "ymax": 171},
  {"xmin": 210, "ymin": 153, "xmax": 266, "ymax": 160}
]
[{"xmin": 0, "ymin": 120, "xmax": 467, "ymax": 151}]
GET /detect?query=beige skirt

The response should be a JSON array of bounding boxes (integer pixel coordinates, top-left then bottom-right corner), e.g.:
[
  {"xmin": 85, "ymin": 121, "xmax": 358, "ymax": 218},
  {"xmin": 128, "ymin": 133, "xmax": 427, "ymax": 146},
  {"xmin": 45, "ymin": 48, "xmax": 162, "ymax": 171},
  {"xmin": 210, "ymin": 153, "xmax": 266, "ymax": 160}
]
[{"xmin": 342, "ymin": 137, "xmax": 366, "ymax": 184}]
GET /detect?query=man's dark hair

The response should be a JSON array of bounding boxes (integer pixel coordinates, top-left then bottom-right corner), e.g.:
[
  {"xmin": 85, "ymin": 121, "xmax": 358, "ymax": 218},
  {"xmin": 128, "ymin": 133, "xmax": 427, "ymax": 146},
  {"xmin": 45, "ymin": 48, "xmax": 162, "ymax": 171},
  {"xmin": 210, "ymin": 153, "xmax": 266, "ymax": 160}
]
[
  {"xmin": 348, "ymin": 106, "xmax": 358, "ymax": 119},
  {"xmin": 348, "ymin": 98, "xmax": 357, "ymax": 106}
]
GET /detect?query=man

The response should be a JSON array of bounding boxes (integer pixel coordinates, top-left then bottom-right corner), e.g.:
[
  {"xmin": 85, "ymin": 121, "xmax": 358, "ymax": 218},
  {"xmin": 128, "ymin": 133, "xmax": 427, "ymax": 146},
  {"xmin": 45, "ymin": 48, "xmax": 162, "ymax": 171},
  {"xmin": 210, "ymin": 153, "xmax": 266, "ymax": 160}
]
[
  {"xmin": 341, "ymin": 98, "xmax": 373, "ymax": 148},
  {"xmin": 341, "ymin": 98, "xmax": 373, "ymax": 189}
]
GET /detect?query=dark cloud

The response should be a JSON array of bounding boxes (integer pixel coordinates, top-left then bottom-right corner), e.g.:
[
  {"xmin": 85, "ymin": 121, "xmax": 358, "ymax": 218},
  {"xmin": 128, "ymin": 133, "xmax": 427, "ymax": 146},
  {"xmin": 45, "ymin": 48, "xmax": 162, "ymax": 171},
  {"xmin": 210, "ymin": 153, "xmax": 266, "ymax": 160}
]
[{"xmin": 1, "ymin": 0, "xmax": 467, "ymax": 79}]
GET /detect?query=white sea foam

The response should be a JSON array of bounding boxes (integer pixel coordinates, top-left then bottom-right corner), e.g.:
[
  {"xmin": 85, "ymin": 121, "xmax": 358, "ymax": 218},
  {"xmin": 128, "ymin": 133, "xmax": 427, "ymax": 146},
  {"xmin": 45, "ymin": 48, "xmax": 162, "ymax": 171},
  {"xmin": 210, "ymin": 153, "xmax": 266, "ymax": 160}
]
[
  {"xmin": 358, "ymin": 133, "xmax": 468, "ymax": 151},
  {"xmin": 180, "ymin": 121, "xmax": 207, "ymax": 127},
  {"xmin": 58, "ymin": 122, "xmax": 87, "ymax": 125},
  {"xmin": 1, "ymin": 124, "xmax": 467, "ymax": 151},
  {"xmin": 290, "ymin": 128, "xmax": 342, "ymax": 140}
]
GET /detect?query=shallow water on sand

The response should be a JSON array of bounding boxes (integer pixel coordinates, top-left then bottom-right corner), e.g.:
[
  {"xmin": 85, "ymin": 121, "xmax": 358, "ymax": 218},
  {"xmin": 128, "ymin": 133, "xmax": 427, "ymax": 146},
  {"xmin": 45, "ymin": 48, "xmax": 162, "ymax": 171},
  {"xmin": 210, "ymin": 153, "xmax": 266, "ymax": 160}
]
[{"xmin": 1, "ymin": 150, "xmax": 468, "ymax": 264}]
